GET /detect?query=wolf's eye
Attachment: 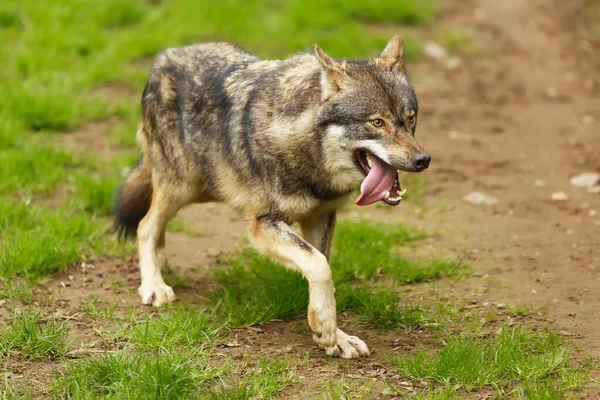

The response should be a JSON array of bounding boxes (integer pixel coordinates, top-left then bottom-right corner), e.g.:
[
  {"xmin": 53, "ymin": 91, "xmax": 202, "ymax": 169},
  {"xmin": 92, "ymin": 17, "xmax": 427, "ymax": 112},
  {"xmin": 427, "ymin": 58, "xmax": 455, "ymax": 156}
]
[
  {"xmin": 407, "ymin": 115, "xmax": 416, "ymax": 124},
  {"xmin": 371, "ymin": 119, "xmax": 384, "ymax": 128}
]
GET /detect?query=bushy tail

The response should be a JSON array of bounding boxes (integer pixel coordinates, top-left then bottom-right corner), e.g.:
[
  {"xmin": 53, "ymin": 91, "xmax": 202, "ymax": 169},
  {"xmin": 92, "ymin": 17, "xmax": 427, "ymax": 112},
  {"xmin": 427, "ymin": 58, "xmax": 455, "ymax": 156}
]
[{"xmin": 112, "ymin": 158, "xmax": 152, "ymax": 239}]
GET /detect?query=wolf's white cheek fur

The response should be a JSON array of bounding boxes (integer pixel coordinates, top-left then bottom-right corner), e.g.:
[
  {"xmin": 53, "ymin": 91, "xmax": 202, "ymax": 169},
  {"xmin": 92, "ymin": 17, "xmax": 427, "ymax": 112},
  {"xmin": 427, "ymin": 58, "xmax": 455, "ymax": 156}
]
[{"xmin": 322, "ymin": 125, "xmax": 364, "ymax": 190}]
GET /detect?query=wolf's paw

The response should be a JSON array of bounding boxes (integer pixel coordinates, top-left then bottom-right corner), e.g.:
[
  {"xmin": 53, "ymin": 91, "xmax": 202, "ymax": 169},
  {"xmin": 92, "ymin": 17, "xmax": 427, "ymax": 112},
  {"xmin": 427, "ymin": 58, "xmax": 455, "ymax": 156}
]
[
  {"xmin": 309, "ymin": 306, "xmax": 337, "ymax": 348},
  {"xmin": 138, "ymin": 281, "xmax": 175, "ymax": 307},
  {"xmin": 324, "ymin": 329, "xmax": 370, "ymax": 359}
]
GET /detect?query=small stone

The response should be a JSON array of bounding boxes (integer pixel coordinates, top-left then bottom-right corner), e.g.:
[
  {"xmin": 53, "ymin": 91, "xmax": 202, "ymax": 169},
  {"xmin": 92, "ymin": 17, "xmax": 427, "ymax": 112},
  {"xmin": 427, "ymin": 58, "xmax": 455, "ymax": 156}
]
[
  {"xmin": 482, "ymin": 301, "xmax": 491, "ymax": 307},
  {"xmin": 424, "ymin": 41, "xmax": 447, "ymax": 60},
  {"xmin": 587, "ymin": 186, "xmax": 600, "ymax": 194},
  {"xmin": 589, "ymin": 210, "xmax": 597, "ymax": 217},
  {"xmin": 534, "ymin": 179, "xmax": 546, "ymax": 187},
  {"xmin": 566, "ymin": 229, "xmax": 573, "ymax": 235},
  {"xmin": 570, "ymin": 172, "xmax": 600, "ymax": 188},
  {"xmin": 448, "ymin": 130, "xmax": 461, "ymax": 140},
  {"xmin": 551, "ymin": 191, "xmax": 569, "ymax": 201},
  {"xmin": 463, "ymin": 191, "xmax": 499, "ymax": 205},
  {"xmin": 448, "ymin": 130, "xmax": 472, "ymax": 141},
  {"xmin": 544, "ymin": 87, "xmax": 559, "ymax": 99},
  {"xmin": 496, "ymin": 302, "xmax": 506, "ymax": 309},
  {"xmin": 532, "ymin": 289, "xmax": 538, "ymax": 294},
  {"xmin": 582, "ymin": 114, "xmax": 594, "ymax": 125},
  {"xmin": 445, "ymin": 57, "xmax": 462, "ymax": 70}
]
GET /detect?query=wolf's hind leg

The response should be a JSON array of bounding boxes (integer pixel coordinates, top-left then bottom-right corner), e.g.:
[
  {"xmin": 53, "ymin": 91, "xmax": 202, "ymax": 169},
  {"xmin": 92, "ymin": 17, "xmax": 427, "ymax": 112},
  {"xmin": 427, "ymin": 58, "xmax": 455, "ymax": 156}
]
[
  {"xmin": 300, "ymin": 211, "xmax": 370, "ymax": 358},
  {"xmin": 137, "ymin": 181, "xmax": 190, "ymax": 307}
]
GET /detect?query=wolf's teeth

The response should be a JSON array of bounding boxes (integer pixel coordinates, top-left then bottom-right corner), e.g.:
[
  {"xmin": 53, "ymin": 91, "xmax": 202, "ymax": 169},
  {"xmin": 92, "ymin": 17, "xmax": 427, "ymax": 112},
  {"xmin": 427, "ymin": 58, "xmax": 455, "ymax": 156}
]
[
  {"xmin": 400, "ymin": 188, "xmax": 407, "ymax": 196},
  {"xmin": 366, "ymin": 153, "xmax": 372, "ymax": 168},
  {"xmin": 384, "ymin": 192, "xmax": 390, "ymax": 200}
]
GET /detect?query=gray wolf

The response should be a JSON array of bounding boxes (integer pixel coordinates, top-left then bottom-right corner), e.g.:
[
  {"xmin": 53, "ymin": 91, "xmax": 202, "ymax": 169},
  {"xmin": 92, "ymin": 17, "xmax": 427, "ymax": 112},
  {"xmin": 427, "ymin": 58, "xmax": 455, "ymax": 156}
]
[{"xmin": 112, "ymin": 36, "xmax": 430, "ymax": 359}]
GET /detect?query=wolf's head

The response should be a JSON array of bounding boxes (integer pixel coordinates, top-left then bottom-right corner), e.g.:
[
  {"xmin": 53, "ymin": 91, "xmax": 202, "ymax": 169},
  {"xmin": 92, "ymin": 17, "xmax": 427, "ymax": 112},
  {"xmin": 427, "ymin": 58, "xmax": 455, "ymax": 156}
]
[{"xmin": 315, "ymin": 36, "xmax": 430, "ymax": 206}]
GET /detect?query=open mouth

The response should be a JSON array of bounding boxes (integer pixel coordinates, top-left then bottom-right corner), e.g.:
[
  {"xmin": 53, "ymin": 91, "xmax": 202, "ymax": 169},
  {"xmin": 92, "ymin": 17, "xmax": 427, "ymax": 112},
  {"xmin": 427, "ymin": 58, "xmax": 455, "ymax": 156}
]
[{"xmin": 354, "ymin": 150, "xmax": 406, "ymax": 206}]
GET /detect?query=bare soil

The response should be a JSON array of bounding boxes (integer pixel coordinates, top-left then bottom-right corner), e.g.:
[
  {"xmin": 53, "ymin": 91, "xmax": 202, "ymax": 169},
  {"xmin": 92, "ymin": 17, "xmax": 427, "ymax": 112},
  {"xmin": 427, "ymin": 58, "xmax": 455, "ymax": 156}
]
[{"xmin": 15, "ymin": 0, "xmax": 600, "ymax": 397}]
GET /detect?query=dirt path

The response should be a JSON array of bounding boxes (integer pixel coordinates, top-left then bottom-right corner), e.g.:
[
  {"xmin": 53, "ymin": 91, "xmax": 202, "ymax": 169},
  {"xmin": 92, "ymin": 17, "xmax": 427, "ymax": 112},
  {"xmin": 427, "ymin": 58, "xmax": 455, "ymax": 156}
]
[{"xmin": 412, "ymin": 0, "xmax": 600, "ymax": 355}]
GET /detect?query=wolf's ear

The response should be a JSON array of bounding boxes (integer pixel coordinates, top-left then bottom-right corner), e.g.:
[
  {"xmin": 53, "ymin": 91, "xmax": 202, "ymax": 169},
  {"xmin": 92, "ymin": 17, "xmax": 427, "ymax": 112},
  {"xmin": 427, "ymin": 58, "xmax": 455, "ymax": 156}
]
[
  {"xmin": 374, "ymin": 35, "xmax": 405, "ymax": 72},
  {"xmin": 314, "ymin": 45, "xmax": 346, "ymax": 97}
]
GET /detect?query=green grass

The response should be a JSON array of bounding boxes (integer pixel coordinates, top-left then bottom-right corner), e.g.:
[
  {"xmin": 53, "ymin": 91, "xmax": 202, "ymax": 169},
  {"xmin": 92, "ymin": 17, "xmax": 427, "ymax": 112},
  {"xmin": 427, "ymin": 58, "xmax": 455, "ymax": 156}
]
[
  {"xmin": 209, "ymin": 356, "xmax": 300, "ymax": 399},
  {"xmin": 391, "ymin": 327, "xmax": 588, "ymax": 395},
  {"xmin": 53, "ymin": 350, "xmax": 223, "ymax": 399},
  {"xmin": 338, "ymin": 287, "xmax": 427, "ymax": 330},
  {"xmin": 211, "ymin": 249, "xmax": 309, "ymax": 326},
  {"xmin": 53, "ymin": 351, "xmax": 299, "ymax": 400},
  {"xmin": 0, "ymin": 308, "xmax": 70, "ymax": 360},
  {"xmin": 0, "ymin": 198, "xmax": 129, "ymax": 281},
  {"xmin": 321, "ymin": 376, "xmax": 374, "ymax": 399},
  {"xmin": 1, "ymin": 379, "xmax": 34, "ymax": 400},
  {"xmin": 122, "ymin": 304, "xmax": 223, "ymax": 351},
  {"xmin": 332, "ymin": 222, "xmax": 467, "ymax": 284},
  {"xmin": 82, "ymin": 298, "xmax": 119, "ymax": 321},
  {"xmin": 73, "ymin": 171, "xmax": 122, "ymax": 215}
]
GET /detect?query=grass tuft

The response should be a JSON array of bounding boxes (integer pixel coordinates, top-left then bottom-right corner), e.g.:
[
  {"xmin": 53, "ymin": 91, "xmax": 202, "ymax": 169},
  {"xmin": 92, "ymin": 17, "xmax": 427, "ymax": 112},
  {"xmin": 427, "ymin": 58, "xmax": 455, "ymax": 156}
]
[
  {"xmin": 0, "ymin": 199, "xmax": 129, "ymax": 280},
  {"xmin": 322, "ymin": 375, "xmax": 374, "ymax": 399},
  {"xmin": 123, "ymin": 304, "xmax": 224, "ymax": 350},
  {"xmin": 1, "ymin": 378, "xmax": 34, "ymax": 400},
  {"xmin": 0, "ymin": 308, "xmax": 70, "ymax": 360},
  {"xmin": 211, "ymin": 249, "xmax": 308, "ymax": 327},
  {"xmin": 74, "ymin": 172, "xmax": 121, "ymax": 214},
  {"xmin": 391, "ymin": 327, "xmax": 588, "ymax": 392},
  {"xmin": 338, "ymin": 287, "xmax": 427, "ymax": 330},
  {"xmin": 54, "ymin": 350, "xmax": 222, "ymax": 399},
  {"xmin": 331, "ymin": 221, "xmax": 466, "ymax": 284},
  {"xmin": 82, "ymin": 298, "xmax": 118, "ymax": 321},
  {"xmin": 209, "ymin": 356, "xmax": 299, "ymax": 399}
]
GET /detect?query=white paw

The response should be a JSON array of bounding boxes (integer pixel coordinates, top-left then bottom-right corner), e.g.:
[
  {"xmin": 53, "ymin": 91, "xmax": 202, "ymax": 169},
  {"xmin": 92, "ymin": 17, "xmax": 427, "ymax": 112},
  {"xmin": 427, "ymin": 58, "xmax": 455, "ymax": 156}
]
[
  {"xmin": 324, "ymin": 329, "xmax": 370, "ymax": 359},
  {"xmin": 138, "ymin": 281, "xmax": 175, "ymax": 307}
]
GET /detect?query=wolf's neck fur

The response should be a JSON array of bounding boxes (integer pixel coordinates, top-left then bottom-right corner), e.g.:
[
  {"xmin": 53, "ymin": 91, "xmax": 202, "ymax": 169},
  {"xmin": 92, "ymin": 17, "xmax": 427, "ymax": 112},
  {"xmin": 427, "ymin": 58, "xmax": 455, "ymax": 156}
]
[{"xmin": 254, "ymin": 56, "xmax": 360, "ymax": 199}]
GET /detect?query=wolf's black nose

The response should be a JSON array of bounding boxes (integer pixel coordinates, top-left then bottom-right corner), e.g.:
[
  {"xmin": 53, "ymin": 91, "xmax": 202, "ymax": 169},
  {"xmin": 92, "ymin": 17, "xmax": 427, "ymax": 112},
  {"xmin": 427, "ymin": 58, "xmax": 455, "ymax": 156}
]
[{"xmin": 412, "ymin": 152, "xmax": 431, "ymax": 171}]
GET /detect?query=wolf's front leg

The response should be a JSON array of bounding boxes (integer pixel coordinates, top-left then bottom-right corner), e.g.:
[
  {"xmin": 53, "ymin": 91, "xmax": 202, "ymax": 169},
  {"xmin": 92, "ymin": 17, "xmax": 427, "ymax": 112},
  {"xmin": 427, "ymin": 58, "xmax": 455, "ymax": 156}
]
[{"xmin": 249, "ymin": 214, "xmax": 369, "ymax": 359}]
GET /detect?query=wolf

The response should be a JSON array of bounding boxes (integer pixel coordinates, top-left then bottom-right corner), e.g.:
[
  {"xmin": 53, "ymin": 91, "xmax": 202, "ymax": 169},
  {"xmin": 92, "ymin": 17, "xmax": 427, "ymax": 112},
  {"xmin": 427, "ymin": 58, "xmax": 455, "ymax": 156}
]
[{"xmin": 113, "ymin": 35, "xmax": 430, "ymax": 359}]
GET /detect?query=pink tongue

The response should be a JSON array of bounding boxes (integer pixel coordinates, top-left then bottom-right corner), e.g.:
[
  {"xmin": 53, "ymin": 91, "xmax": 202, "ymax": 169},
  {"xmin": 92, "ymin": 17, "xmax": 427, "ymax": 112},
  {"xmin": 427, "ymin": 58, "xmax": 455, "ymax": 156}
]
[{"xmin": 356, "ymin": 155, "xmax": 397, "ymax": 206}]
